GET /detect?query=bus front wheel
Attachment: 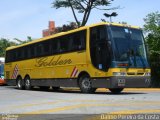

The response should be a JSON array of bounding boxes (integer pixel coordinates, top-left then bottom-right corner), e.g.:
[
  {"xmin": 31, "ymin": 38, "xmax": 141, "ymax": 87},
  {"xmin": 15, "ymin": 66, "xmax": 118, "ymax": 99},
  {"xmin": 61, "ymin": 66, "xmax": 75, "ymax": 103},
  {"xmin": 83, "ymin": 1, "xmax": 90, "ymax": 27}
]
[
  {"xmin": 109, "ymin": 88, "xmax": 124, "ymax": 94},
  {"xmin": 79, "ymin": 75, "xmax": 96, "ymax": 93}
]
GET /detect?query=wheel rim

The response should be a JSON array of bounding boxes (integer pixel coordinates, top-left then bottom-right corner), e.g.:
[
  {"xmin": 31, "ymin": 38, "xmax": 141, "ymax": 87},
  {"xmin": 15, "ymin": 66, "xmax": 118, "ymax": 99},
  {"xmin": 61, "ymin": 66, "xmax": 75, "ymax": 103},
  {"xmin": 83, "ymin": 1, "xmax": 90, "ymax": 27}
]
[
  {"xmin": 25, "ymin": 79, "xmax": 30, "ymax": 88},
  {"xmin": 82, "ymin": 78, "xmax": 91, "ymax": 90},
  {"xmin": 17, "ymin": 80, "xmax": 21, "ymax": 88}
]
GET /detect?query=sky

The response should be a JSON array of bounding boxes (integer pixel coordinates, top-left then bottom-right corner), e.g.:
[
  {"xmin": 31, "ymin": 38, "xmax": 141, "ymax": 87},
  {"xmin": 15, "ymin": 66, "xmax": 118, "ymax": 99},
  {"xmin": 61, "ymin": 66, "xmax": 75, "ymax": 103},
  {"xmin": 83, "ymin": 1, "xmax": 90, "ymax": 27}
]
[{"xmin": 0, "ymin": 0, "xmax": 160, "ymax": 41}]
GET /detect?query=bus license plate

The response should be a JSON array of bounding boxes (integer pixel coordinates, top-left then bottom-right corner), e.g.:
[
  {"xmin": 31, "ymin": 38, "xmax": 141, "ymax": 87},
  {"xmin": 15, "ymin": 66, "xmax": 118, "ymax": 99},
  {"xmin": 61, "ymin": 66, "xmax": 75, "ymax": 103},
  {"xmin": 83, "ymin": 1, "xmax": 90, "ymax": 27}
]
[{"xmin": 118, "ymin": 79, "xmax": 125, "ymax": 86}]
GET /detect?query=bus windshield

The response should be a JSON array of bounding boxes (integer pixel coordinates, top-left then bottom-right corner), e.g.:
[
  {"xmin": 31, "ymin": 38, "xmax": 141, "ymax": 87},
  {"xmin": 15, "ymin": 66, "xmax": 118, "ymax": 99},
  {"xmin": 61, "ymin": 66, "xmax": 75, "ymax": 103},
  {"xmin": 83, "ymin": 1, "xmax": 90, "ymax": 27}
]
[{"xmin": 109, "ymin": 26, "xmax": 149, "ymax": 68}]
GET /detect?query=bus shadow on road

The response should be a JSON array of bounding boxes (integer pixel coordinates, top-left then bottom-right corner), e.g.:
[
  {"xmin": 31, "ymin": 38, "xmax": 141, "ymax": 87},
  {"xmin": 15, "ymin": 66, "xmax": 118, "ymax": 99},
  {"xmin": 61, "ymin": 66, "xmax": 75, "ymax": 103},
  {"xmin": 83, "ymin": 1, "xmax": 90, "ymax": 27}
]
[
  {"xmin": 30, "ymin": 87, "xmax": 147, "ymax": 95},
  {"xmin": 6, "ymin": 86, "xmax": 147, "ymax": 95}
]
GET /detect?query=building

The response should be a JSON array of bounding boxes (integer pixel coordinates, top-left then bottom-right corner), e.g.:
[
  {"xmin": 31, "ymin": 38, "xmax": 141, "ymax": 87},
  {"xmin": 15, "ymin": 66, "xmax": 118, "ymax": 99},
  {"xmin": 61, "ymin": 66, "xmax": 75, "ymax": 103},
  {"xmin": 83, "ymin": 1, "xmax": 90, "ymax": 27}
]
[
  {"xmin": 42, "ymin": 21, "xmax": 56, "ymax": 37},
  {"xmin": 42, "ymin": 21, "xmax": 78, "ymax": 37}
]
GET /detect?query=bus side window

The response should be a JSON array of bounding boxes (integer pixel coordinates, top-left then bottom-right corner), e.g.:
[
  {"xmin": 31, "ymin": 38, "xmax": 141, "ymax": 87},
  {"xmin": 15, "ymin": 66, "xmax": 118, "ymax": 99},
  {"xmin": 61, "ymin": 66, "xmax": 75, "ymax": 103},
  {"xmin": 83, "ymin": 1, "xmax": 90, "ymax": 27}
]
[
  {"xmin": 81, "ymin": 30, "xmax": 86, "ymax": 50},
  {"xmin": 72, "ymin": 32, "xmax": 82, "ymax": 51},
  {"xmin": 59, "ymin": 35, "xmax": 70, "ymax": 53},
  {"xmin": 6, "ymin": 50, "xmax": 14, "ymax": 62},
  {"xmin": 16, "ymin": 49, "xmax": 21, "ymax": 61},
  {"xmin": 36, "ymin": 43, "xmax": 43, "ymax": 57},
  {"xmin": 51, "ymin": 39, "xmax": 59, "ymax": 54},
  {"xmin": 29, "ymin": 45, "xmax": 36, "ymax": 58},
  {"xmin": 7, "ymin": 50, "xmax": 12, "ymax": 62},
  {"xmin": 71, "ymin": 30, "xmax": 86, "ymax": 51},
  {"xmin": 24, "ymin": 46, "xmax": 29, "ymax": 59},
  {"xmin": 43, "ymin": 41, "xmax": 51, "ymax": 56},
  {"xmin": 13, "ymin": 50, "xmax": 17, "ymax": 62},
  {"xmin": 18, "ymin": 48, "xmax": 24, "ymax": 60}
]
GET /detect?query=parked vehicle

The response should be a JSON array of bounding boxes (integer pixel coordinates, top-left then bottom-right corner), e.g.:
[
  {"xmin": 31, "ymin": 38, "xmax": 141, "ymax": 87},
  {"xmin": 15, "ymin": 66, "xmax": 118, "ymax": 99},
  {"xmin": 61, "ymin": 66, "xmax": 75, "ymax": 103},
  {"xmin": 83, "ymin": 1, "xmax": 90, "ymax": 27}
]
[
  {"xmin": 0, "ymin": 57, "xmax": 5, "ymax": 85},
  {"xmin": 5, "ymin": 23, "xmax": 150, "ymax": 93}
]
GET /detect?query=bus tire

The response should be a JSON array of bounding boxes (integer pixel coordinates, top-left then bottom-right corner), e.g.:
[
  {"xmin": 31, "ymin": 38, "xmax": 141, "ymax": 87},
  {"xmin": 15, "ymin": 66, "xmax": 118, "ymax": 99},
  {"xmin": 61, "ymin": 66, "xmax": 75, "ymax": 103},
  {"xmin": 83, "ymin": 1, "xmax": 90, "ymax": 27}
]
[
  {"xmin": 24, "ymin": 76, "xmax": 32, "ymax": 90},
  {"xmin": 17, "ymin": 77, "xmax": 24, "ymax": 90},
  {"xmin": 109, "ymin": 88, "xmax": 124, "ymax": 94},
  {"xmin": 79, "ymin": 75, "xmax": 96, "ymax": 93}
]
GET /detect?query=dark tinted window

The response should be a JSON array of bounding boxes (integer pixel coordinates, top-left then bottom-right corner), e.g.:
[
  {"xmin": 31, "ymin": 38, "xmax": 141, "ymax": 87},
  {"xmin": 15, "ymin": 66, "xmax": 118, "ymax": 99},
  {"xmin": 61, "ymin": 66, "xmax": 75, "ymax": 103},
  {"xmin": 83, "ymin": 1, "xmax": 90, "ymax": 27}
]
[
  {"xmin": 24, "ymin": 46, "xmax": 29, "ymax": 59},
  {"xmin": 29, "ymin": 45, "xmax": 36, "ymax": 58},
  {"xmin": 59, "ymin": 35, "xmax": 71, "ymax": 53},
  {"xmin": 71, "ymin": 30, "xmax": 86, "ymax": 51},
  {"xmin": 43, "ymin": 41, "xmax": 51, "ymax": 55},
  {"xmin": 90, "ymin": 25, "xmax": 111, "ymax": 71},
  {"xmin": 5, "ymin": 30, "xmax": 86, "ymax": 63},
  {"xmin": 51, "ymin": 39, "xmax": 59, "ymax": 54},
  {"xmin": 36, "ymin": 43, "xmax": 43, "ymax": 57},
  {"xmin": 17, "ymin": 48, "xmax": 24, "ymax": 60}
]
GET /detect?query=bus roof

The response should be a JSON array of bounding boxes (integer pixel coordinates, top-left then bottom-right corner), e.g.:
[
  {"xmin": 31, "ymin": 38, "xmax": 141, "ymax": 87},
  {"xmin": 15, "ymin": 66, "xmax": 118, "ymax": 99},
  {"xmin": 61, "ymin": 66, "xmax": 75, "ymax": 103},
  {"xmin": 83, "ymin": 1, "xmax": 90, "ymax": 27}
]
[{"xmin": 6, "ymin": 22, "xmax": 140, "ymax": 51}]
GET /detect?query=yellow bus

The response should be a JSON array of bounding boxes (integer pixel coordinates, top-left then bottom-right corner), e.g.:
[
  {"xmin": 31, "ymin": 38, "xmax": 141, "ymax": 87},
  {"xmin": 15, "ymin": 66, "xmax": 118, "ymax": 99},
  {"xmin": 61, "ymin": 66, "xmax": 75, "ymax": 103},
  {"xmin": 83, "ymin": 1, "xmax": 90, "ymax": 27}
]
[{"xmin": 5, "ymin": 22, "xmax": 151, "ymax": 93}]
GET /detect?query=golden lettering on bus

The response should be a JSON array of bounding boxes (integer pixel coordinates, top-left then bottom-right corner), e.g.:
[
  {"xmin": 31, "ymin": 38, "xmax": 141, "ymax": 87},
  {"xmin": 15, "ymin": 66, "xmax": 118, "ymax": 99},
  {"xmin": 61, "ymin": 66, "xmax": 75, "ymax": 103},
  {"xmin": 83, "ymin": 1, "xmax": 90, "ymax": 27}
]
[{"xmin": 35, "ymin": 56, "xmax": 72, "ymax": 67}]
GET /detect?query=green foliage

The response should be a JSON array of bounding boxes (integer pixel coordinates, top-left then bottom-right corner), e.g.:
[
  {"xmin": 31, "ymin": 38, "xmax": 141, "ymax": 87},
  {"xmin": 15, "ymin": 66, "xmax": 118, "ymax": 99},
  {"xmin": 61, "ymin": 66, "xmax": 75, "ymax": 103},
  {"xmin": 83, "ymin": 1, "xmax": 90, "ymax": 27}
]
[
  {"xmin": 52, "ymin": 0, "xmax": 117, "ymax": 27},
  {"xmin": 144, "ymin": 11, "xmax": 160, "ymax": 33},
  {"xmin": 0, "ymin": 38, "xmax": 17, "ymax": 57},
  {"xmin": 0, "ymin": 36, "xmax": 33, "ymax": 57},
  {"xmin": 143, "ymin": 11, "xmax": 160, "ymax": 87},
  {"xmin": 144, "ymin": 12, "xmax": 160, "ymax": 55},
  {"xmin": 14, "ymin": 36, "xmax": 33, "ymax": 45},
  {"xmin": 55, "ymin": 22, "xmax": 78, "ymax": 33}
]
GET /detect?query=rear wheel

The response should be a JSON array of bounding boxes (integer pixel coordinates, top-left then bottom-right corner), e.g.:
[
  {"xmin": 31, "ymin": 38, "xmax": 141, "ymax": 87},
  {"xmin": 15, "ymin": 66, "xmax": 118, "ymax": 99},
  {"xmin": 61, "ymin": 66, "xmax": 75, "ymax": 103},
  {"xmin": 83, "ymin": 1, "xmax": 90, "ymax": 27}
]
[
  {"xmin": 79, "ymin": 75, "xmax": 96, "ymax": 93},
  {"xmin": 109, "ymin": 88, "xmax": 124, "ymax": 94},
  {"xmin": 24, "ymin": 76, "xmax": 32, "ymax": 90},
  {"xmin": 17, "ymin": 77, "xmax": 24, "ymax": 90}
]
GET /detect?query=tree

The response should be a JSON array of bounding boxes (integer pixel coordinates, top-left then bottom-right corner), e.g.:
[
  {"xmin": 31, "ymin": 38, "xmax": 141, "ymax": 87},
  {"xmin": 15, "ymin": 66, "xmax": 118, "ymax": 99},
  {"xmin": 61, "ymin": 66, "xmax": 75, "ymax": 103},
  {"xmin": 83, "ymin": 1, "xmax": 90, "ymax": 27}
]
[
  {"xmin": 143, "ymin": 11, "xmax": 160, "ymax": 87},
  {"xmin": 52, "ymin": 0, "xmax": 118, "ymax": 27},
  {"xmin": 144, "ymin": 12, "xmax": 160, "ymax": 57},
  {"xmin": 14, "ymin": 36, "xmax": 33, "ymax": 45},
  {"xmin": 55, "ymin": 22, "xmax": 78, "ymax": 33},
  {"xmin": 0, "ymin": 38, "xmax": 17, "ymax": 57}
]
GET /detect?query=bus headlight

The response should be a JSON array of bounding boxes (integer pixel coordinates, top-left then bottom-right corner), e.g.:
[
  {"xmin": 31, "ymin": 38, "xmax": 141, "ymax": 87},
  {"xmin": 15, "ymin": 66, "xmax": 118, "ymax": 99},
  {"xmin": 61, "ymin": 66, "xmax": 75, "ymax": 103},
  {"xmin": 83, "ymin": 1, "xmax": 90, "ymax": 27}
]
[
  {"xmin": 145, "ymin": 72, "xmax": 151, "ymax": 76},
  {"xmin": 113, "ymin": 72, "xmax": 126, "ymax": 76}
]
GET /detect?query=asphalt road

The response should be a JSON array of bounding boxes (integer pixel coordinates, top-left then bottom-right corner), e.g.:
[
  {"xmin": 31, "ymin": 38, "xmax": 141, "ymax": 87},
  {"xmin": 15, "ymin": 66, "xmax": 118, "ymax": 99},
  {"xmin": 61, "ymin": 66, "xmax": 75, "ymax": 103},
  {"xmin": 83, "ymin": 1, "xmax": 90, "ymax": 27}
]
[{"xmin": 0, "ymin": 86, "xmax": 160, "ymax": 120}]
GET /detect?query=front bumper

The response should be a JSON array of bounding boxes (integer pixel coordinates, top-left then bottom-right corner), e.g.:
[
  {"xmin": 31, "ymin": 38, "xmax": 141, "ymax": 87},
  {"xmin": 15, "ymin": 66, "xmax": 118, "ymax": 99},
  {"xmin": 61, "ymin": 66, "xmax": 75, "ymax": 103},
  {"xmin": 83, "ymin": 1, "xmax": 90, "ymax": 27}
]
[
  {"xmin": 91, "ymin": 76, "xmax": 151, "ymax": 88},
  {"xmin": 110, "ymin": 76, "xmax": 151, "ymax": 88}
]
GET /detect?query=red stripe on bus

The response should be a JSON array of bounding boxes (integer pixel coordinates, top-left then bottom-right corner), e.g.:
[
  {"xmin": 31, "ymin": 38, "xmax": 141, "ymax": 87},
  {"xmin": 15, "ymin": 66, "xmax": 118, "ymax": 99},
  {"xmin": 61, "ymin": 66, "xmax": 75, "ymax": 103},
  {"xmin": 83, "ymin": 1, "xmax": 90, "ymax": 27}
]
[
  {"xmin": 73, "ymin": 69, "xmax": 78, "ymax": 77},
  {"xmin": 71, "ymin": 67, "xmax": 76, "ymax": 77}
]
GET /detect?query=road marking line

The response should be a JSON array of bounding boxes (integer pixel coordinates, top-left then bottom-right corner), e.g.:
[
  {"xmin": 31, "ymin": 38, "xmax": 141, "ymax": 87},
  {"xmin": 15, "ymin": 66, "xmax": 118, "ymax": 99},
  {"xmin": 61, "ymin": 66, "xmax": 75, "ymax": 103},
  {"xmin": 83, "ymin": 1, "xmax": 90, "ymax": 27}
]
[
  {"xmin": 0, "ymin": 100, "xmax": 66, "ymax": 112},
  {"xmin": 2, "ymin": 100, "xmax": 160, "ymax": 113},
  {"xmin": 23, "ymin": 104, "xmax": 127, "ymax": 114},
  {"xmin": 23, "ymin": 102, "xmax": 160, "ymax": 114}
]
